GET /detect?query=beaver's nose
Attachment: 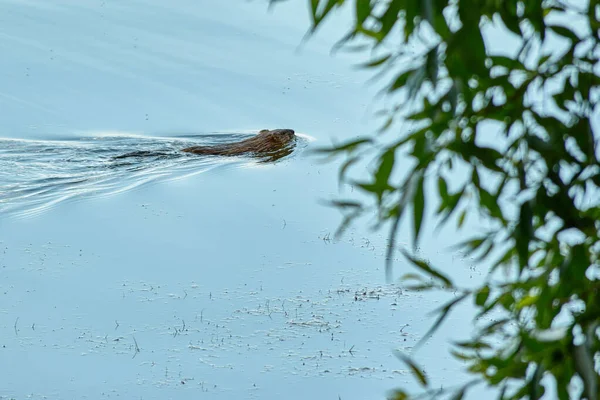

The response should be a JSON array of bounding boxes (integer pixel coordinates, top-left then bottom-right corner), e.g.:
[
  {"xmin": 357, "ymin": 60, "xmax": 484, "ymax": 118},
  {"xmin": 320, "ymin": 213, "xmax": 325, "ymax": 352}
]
[{"xmin": 283, "ymin": 129, "xmax": 295, "ymax": 135}]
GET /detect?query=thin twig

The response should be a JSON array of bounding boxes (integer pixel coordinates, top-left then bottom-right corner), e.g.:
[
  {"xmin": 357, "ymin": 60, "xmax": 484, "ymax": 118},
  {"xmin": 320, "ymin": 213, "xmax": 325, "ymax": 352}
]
[{"xmin": 132, "ymin": 335, "xmax": 140, "ymax": 358}]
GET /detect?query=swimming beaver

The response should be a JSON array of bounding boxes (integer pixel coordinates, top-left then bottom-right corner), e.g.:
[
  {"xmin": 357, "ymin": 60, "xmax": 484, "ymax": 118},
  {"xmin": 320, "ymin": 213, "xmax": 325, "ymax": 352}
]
[
  {"xmin": 112, "ymin": 129, "xmax": 297, "ymax": 163},
  {"xmin": 182, "ymin": 129, "xmax": 296, "ymax": 158}
]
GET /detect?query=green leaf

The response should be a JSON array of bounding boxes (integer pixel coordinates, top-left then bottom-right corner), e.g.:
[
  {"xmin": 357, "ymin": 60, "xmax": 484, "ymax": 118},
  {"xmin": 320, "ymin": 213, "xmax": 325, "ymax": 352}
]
[
  {"xmin": 389, "ymin": 69, "xmax": 417, "ymax": 92},
  {"xmin": 388, "ymin": 389, "xmax": 409, "ymax": 400},
  {"xmin": 572, "ymin": 343, "xmax": 598, "ymax": 400},
  {"xmin": 355, "ymin": 181, "xmax": 379, "ymax": 194},
  {"xmin": 359, "ymin": 54, "xmax": 391, "ymax": 68},
  {"xmin": 475, "ymin": 285, "xmax": 490, "ymax": 307},
  {"xmin": 528, "ymin": 363, "xmax": 545, "ymax": 400},
  {"xmin": 449, "ymin": 387, "xmax": 467, "ymax": 400},
  {"xmin": 516, "ymin": 200, "xmax": 532, "ymax": 271},
  {"xmin": 414, "ymin": 292, "xmax": 469, "ymax": 350},
  {"xmin": 378, "ymin": 1, "xmax": 402, "ymax": 43},
  {"xmin": 399, "ymin": 273, "xmax": 425, "ymax": 282},
  {"xmin": 310, "ymin": 0, "xmax": 319, "ymax": 25},
  {"xmin": 413, "ymin": 173, "xmax": 425, "ymax": 247},
  {"xmin": 328, "ymin": 200, "xmax": 362, "ymax": 209},
  {"xmin": 334, "ymin": 211, "xmax": 361, "ymax": 239},
  {"xmin": 355, "ymin": 0, "xmax": 372, "ymax": 26},
  {"xmin": 425, "ymin": 45, "xmax": 439, "ymax": 85},
  {"xmin": 400, "ymin": 250, "xmax": 452, "ymax": 287},
  {"xmin": 457, "ymin": 209, "xmax": 467, "ymax": 228},
  {"xmin": 357, "ymin": 26, "xmax": 384, "ymax": 41},
  {"xmin": 437, "ymin": 176, "xmax": 448, "ymax": 201},
  {"xmin": 438, "ymin": 187, "xmax": 465, "ymax": 227},
  {"xmin": 548, "ymin": 24, "xmax": 580, "ymax": 42},
  {"xmin": 479, "ymin": 318, "xmax": 510, "ymax": 334},
  {"xmin": 447, "ymin": 26, "xmax": 488, "ymax": 77},
  {"xmin": 529, "ymin": 1, "xmax": 546, "ymax": 41},
  {"xmin": 375, "ymin": 149, "xmax": 396, "ymax": 191},
  {"xmin": 490, "ymin": 55, "xmax": 525, "ymax": 70},
  {"xmin": 310, "ymin": 138, "xmax": 372, "ymax": 155},
  {"xmin": 500, "ymin": 12, "xmax": 522, "ymax": 36},
  {"xmin": 312, "ymin": 0, "xmax": 342, "ymax": 27},
  {"xmin": 338, "ymin": 155, "xmax": 359, "ymax": 185},
  {"xmin": 453, "ymin": 340, "xmax": 492, "ymax": 350},
  {"xmin": 394, "ymin": 352, "xmax": 428, "ymax": 387},
  {"xmin": 403, "ymin": 283, "xmax": 438, "ymax": 291},
  {"xmin": 516, "ymin": 293, "xmax": 538, "ymax": 309},
  {"xmin": 537, "ymin": 53, "xmax": 552, "ymax": 69}
]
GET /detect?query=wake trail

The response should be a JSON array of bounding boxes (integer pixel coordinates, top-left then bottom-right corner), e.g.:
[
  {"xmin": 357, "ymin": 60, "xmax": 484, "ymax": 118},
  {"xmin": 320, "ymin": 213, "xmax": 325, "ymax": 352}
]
[{"xmin": 0, "ymin": 131, "xmax": 257, "ymax": 218}]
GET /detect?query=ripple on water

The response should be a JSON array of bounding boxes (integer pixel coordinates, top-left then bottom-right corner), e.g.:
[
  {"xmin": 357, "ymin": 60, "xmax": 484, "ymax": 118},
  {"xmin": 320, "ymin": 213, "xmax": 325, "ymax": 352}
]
[{"xmin": 0, "ymin": 131, "xmax": 308, "ymax": 218}]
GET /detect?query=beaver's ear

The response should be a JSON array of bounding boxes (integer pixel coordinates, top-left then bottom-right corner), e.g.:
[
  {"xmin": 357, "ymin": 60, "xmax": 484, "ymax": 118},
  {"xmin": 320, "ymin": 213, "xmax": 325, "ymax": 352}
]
[{"xmin": 259, "ymin": 129, "xmax": 270, "ymax": 134}]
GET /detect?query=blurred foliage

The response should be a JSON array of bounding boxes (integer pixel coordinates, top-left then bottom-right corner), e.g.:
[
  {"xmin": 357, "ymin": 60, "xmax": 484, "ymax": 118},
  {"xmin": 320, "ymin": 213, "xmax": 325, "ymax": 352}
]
[{"xmin": 270, "ymin": 0, "xmax": 600, "ymax": 398}]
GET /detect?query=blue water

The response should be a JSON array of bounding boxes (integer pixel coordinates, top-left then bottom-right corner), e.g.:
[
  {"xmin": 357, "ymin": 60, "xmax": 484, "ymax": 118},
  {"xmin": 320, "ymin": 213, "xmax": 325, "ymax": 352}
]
[{"xmin": 0, "ymin": 1, "xmax": 493, "ymax": 399}]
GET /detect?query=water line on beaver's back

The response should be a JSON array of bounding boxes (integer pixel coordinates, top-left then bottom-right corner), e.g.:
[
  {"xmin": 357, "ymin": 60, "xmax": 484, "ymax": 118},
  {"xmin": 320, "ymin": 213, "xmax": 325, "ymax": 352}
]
[{"xmin": 0, "ymin": 131, "xmax": 300, "ymax": 218}]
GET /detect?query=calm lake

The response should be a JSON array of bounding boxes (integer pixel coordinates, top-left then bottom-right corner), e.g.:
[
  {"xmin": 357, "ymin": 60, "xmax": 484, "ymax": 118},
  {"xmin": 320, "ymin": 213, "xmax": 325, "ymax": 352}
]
[{"xmin": 0, "ymin": 1, "xmax": 488, "ymax": 398}]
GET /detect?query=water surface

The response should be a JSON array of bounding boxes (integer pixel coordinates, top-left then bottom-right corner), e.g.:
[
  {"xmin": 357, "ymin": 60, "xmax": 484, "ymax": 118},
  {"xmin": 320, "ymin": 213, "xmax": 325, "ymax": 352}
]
[
  {"xmin": 0, "ymin": 1, "xmax": 490, "ymax": 399},
  {"xmin": 0, "ymin": 131, "xmax": 308, "ymax": 217}
]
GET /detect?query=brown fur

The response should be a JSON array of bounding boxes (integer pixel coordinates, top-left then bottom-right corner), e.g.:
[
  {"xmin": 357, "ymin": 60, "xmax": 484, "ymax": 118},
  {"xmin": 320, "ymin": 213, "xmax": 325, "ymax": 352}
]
[{"xmin": 182, "ymin": 129, "xmax": 296, "ymax": 159}]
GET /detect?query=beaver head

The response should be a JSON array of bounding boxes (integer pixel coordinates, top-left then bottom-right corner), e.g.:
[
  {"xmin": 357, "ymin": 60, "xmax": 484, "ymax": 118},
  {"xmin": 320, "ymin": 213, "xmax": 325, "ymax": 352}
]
[
  {"xmin": 181, "ymin": 128, "xmax": 297, "ymax": 161},
  {"xmin": 258, "ymin": 129, "xmax": 296, "ymax": 145}
]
